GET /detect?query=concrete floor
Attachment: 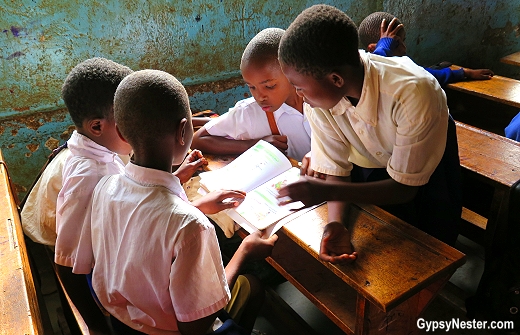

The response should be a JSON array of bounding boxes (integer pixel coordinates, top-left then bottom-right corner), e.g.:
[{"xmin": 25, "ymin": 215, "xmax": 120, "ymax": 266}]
[{"xmin": 32, "ymin": 234, "xmax": 494, "ymax": 335}]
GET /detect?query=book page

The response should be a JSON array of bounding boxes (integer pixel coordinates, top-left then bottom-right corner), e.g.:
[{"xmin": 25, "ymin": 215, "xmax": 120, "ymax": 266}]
[
  {"xmin": 228, "ymin": 167, "xmax": 304, "ymax": 231},
  {"xmin": 199, "ymin": 140, "xmax": 292, "ymax": 192}
]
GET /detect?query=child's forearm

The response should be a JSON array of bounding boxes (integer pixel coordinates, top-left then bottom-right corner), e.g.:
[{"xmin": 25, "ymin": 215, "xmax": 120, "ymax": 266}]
[{"xmin": 192, "ymin": 135, "xmax": 259, "ymax": 155}]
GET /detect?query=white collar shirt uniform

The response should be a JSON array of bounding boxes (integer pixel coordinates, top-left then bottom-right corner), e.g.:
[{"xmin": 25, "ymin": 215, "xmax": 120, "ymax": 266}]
[
  {"xmin": 55, "ymin": 130, "xmax": 126, "ymax": 274},
  {"xmin": 21, "ymin": 148, "xmax": 71, "ymax": 246},
  {"xmin": 308, "ymin": 50, "xmax": 448, "ymax": 187},
  {"xmin": 91, "ymin": 162, "xmax": 229, "ymax": 334},
  {"xmin": 204, "ymin": 97, "xmax": 311, "ymax": 161}
]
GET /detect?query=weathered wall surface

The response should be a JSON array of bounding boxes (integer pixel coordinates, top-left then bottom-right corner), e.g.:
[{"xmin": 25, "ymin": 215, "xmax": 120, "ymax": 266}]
[{"xmin": 1, "ymin": 0, "xmax": 519, "ymax": 197}]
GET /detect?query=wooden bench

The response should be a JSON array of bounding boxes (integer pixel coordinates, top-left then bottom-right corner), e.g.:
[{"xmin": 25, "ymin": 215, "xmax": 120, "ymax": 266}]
[
  {"xmin": 446, "ymin": 65, "xmax": 520, "ymax": 109},
  {"xmin": 501, "ymin": 51, "xmax": 520, "ymax": 67},
  {"xmin": 204, "ymin": 155, "xmax": 466, "ymax": 335},
  {"xmin": 456, "ymin": 121, "xmax": 520, "ymax": 251},
  {"xmin": 0, "ymin": 150, "xmax": 44, "ymax": 334}
]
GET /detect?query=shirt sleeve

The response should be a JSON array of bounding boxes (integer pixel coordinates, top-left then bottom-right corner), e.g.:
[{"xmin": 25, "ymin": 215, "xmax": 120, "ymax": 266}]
[
  {"xmin": 170, "ymin": 226, "xmax": 230, "ymax": 322},
  {"xmin": 387, "ymin": 79, "xmax": 448, "ymax": 186},
  {"xmin": 306, "ymin": 105, "xmax": 354, "ymax": 176},
  {"xmin": 205, "ymin": 102, "xmax": 255, "ymax": 140},
  {"xmin": 373, "ymin": 37, "xmax": 397, "ymax": 57},
  {"xmin": 423, "ymin": 67, "xmax": 465, "ymax": 87}
]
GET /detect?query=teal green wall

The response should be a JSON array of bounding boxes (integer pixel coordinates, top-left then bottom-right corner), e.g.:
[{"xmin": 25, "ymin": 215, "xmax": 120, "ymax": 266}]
[{"xmin": 1, "ymin": 0, "xmax": 520, "ymax": 197}]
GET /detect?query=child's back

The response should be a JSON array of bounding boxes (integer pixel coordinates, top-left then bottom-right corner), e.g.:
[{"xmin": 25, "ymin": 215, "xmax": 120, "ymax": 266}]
[{"xmin": 192, "ymin": 28, "xmax": 310, "ymax": 161}]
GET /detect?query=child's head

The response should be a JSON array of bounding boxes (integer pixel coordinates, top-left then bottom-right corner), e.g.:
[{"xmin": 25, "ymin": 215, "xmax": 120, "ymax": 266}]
[
  {"xmin": 240, "ymin": 28, "xmax": 296, "ymax": 113},
  {"xmin": 61, "ymin": 57, "xmax": 133, "ymax": 155},
  {"xmin": 114, "ymin": 70, "xmax": 192, "ymax": 166},
  {"xmin": 358, "ymin": 12, "xmax": 406, "ymax": 56},
  {"xmin": 278, "ymin": 4, "xmax": 362, "ymax": 110}
]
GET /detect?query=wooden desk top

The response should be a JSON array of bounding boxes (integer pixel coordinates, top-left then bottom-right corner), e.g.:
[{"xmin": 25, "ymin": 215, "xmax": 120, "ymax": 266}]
[
  {"xmin": 0, "ymin": 150, "xmax": 43, "ymax": 334},
  {"xmin": 281, "ymin": 203, "xmax": 466, "ymax": 312},
  {"xmin": 456, "ymin": 121, "xmax": 520, "ymax": 188},
  {"xmin": 447, "ymin": 65, "xmax": 520, "ymax": 109},
  {"xmin": 501, "ymin": 51, "xmax": 520, "ymax": 67}
]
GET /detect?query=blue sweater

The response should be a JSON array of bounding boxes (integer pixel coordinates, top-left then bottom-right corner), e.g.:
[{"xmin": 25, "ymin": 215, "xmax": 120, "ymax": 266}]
[{"xmin": 373, "ymin": 37, "xmax": 465, "ymax": 87}]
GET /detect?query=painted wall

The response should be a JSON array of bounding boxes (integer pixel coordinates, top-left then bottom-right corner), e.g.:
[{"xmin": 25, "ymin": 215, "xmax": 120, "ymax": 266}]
[{"xmin": 1, "ymin": 0, "xmax": 520, "ymax": 197}]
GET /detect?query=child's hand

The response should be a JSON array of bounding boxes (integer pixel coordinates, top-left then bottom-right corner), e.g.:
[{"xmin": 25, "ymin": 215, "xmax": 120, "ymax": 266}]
[
  {"xmin": 191, "ymin": 189, "xmax": 246, "ymax": 214},
  {"xmin": 299, "ymin": 152, "xmax": 326, "ymax": 179},
  {"xmin": 277, "ymin": 176, "xmax": 328, "ymax": 207},
  {"xmin": 319, "ymin": 221, "xmax": 357, "ymax": 264},
  {"xmin": 380, "ymin": 18, "xmax": 404, "ymax": 41},
  {"xmin": 173, "ymin": 149, "xmax": 208, "ymax": 183},
  {"xmin": 240, "ymin": 230, "xmax": 278, "ymax": 261},
  {"xmin": 464, "ymin": 68, "xmax": 494, "ymax": 80},
  {"xmin": 261, "ymin": 135, "xmax": 288, "ymax": 154}
]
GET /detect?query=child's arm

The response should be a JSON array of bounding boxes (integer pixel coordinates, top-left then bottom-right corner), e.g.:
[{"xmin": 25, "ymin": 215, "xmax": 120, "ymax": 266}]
[
  {"xmin": 462, "ymin": 68, "xmax": 494, "ymax": 80},
  {"xmin": 173, "ymin": 149, "xmax": 208, "ymax": 184},
  {"xmin": 424, "ymin": 67, "xmax": 494, "ymax": 87},
  {"xmin": 191, "ymin": 189, "xmax": 246, "ymax": 214},
  {"xmin": 192, "ymin": 126, "xmax": 289, "ymax": 155},
  {"xmin": 371, "ymin": 18, "xmax": 404, "ymax": 56},
  {"xmin": 224, "ymin": 231, "xmax": 278, "ymax": 288},
  {"xmin": 177, "ymin": 312, "xmax": 221, "ymax": 335}
]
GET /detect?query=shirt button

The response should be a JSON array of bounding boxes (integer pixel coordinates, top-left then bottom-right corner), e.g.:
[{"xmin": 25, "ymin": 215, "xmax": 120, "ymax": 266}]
[
  {"xmin": 376, "ymin": 151, "xmax": 382, "ymax": 156},
  {"xmin": 359, "ymin": 129, "xmax": 364, "ymax": 135}
]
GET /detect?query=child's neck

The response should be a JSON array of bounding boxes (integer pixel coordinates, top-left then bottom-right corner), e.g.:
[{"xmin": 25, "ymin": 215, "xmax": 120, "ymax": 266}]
[
  {"xmin": 285, "ymin": 92, "xmax": 305, "ymax": 114},
  {"xmin": 132, "ymin": 148, "xmax": 174, "ymax": 173}
]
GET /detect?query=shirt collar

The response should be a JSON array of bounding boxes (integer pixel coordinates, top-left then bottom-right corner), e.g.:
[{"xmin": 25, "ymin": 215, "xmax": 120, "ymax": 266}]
[
  {"xmin": 68, "ymin": 130, "xmax": 120, "ymax": 163},
  {"xmin": 329, "ymin": 50, "xmax": 379, "ymax": 127},
  {"xmin": 125, "ymin": 162, "xmax": 189, "ymax": 202}
]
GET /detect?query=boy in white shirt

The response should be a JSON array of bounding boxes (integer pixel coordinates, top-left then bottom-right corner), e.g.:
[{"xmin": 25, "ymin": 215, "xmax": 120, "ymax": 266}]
[
  {"xmin": 91, "ymin": 69, "xmax": 277, "ymax": 334},
  {"xmin": 191, "ymin": 28, "xmax": 311, "ymax": 162},
  {"xmin": 277, "ymin": 5, "xmax": 462, "ymax": 262}
]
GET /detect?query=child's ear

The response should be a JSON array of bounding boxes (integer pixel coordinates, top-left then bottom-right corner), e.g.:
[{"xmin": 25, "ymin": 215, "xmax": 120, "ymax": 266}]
[
  {"xmin": 328, "ymin": 72, "xmax": 345, "ymax": 88},
  {"xmin": 85, "ymin": 118, "xmax": 104, "ymax": 137},
  {"xmin": 176, "ymin": 118, "xmax": 188, "ymax": 146},
  {"xmin": 367, "ymin": 43, "xmax": 377, "ymax": 53}
]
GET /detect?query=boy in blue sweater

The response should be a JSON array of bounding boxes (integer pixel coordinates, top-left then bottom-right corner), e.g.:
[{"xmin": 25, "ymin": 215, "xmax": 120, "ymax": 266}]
[{"xmin": 358, "ymin": 11, "xmax": 494, "ymax": 87}]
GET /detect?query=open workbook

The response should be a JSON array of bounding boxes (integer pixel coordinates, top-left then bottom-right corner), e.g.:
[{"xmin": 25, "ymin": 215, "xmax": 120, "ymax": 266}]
[{"xmin": 198, "ymin": 140, "xmax": 308, "ymax": 236}]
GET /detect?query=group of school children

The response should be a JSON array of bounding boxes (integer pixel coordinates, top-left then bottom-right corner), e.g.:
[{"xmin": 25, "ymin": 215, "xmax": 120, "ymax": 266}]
[{"xmin": 19, "ymin": 4, "xmax": 508, "ymax": 334}]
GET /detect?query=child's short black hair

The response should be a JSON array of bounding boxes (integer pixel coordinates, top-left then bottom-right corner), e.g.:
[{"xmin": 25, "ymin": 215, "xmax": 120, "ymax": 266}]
[
  {"xmin": 241, "ymin": 28, "xmax": 284, "ymax": 68},
  {"xmin": 279, "ymin": 4, "xmax": 360, "ymax": 78},
  {"xmin": 61, "ymin": 57, "xmax": 133, "ymax": 128},
  {"xmin": 358, "ymin": 12, "xmax": 402, "ymax": 49},
  {"xmin": 114, "ymin": 70, "xmax": 190, "ymax": 147}
]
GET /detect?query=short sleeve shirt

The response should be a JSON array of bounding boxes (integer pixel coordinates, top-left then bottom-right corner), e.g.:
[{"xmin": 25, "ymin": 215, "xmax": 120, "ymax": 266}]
[
  {"xmin": 55, "ymin": 131, "xmax": 126, "ymax": 273},
  {"xmin": 91, "ymin": 163, "xmax": 229, "ymax": 334},
  {"xmin": 308, "ymin": 51, "xmax": 449, "ymax": 186},
  {"xmin": 205, "ymin": 97, "xmax": 311, "ymax": 161}
]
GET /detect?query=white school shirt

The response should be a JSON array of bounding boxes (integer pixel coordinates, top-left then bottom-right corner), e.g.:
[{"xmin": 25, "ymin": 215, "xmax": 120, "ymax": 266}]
[
  {"xmin": 205, "ymin": 97, "xmax": 311, "ymax": 161},
  {"xmin": 54, "ymin": 131, "xmax": 126, "ymax": 273},
  {"xmin": 308, "ymin": 50, "xmax": 448, "ymax": 186},
  {"xmin": 22, "ymin": 148, "xmax": 71, "ymax": 246},
  {"xmin": 91, "ymin": 163, "xmax": 229, "ymax": 334}
]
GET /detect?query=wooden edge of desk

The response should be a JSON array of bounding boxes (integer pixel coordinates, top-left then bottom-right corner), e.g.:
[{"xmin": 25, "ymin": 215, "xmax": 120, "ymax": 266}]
[
  {"xmin": 280, "ymin": 203, "xmax": 466, "ymax": 312},
  {"xmin": 500, "ymin": 51, "xmax": 520, "ymax": 66},
  {"xmin": 446, "ymin": 65, "xmax": 520, "ymax": 109},
  {"xmin": 0, "ymin": 152, "xmax": 44, "ymax": 334}
]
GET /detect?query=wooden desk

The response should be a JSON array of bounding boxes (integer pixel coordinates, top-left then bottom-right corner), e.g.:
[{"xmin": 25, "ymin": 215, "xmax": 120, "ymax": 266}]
[
  {"xmin": 203, "ymin": 155, "xmax": 466, "ymax": 334},
  {"xmin": 446, "ymin": 65, "xmax": 520, "ymax": 109},
  {"xmin": 456, "ymin": 121, "xmax": 520, "ymax": 250},
  {"xmin": 501, "ymin": 51, "xmax": 520, "ymax": 67},
  {"xmin": 0, "ymin": 150, "xmax": 44, "ymax": 334}
]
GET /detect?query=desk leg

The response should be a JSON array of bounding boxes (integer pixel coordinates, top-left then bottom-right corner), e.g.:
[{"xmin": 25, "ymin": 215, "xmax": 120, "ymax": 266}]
[{"xmin": 356, "ymin": 275, "xmax": 451, "ymax": 335}]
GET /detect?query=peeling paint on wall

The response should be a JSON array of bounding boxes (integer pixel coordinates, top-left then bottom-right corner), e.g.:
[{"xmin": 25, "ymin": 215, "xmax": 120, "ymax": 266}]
[{"xmin": 1, "ymin": 0, "xmax": 520, "ymax": 199}]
